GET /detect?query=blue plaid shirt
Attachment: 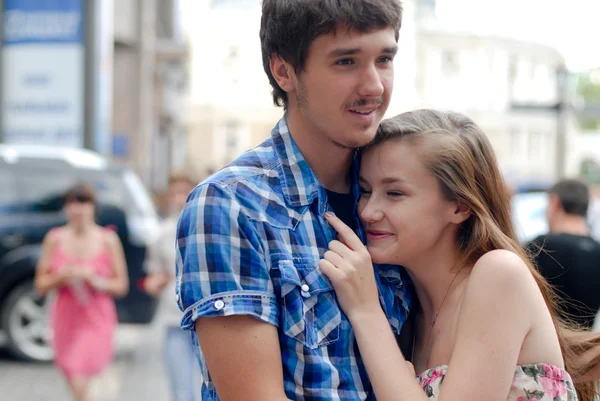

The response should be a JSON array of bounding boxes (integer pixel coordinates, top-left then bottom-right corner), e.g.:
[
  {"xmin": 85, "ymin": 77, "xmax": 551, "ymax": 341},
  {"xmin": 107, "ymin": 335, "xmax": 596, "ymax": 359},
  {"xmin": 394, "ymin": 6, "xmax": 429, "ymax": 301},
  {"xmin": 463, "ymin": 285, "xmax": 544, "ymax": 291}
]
[{"xmin": 176, "ymin": 117, "xmax": 413, "ymax": 401}]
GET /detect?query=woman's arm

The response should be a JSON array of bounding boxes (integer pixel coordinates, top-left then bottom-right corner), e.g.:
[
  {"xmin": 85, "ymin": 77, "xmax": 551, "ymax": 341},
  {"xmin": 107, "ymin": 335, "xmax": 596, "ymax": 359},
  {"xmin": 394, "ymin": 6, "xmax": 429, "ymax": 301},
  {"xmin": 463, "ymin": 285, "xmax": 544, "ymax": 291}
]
[
  {"xmin": 34, "ymin": 230, "xmax": 68, "ymax": 295},
  {"xmin": 91, "ymin": 230, "xmax": 129, "ymax": 297},
  {"xmin": 320, "ymin": 214, "xmax": 535, "ymax": 401},
  {"xmin": 351, "ymin": 310, "xmax": 429, "ymax": 401},
  {"xmin": 434, "ymin": 250, "xmax": 534, "ymax": 401}
]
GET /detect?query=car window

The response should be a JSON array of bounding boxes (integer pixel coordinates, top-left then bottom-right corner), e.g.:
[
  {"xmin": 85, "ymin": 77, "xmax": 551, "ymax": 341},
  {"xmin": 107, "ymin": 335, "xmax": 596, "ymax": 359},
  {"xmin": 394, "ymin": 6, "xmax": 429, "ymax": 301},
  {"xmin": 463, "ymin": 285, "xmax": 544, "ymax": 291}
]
[
  {"xmin": 511, "ymin": 191, "xmax": 549, "ymax": 244},
  {"xmin": 3, "ymin": 158, "xmax": 158, "ymax": 219},
  {"xmin": 4, "ymin": 159, "xmax": 128, "ymax": 212},
  {"xmin": 512, "ymin": 192, "xmax": 600, "ymax": 244},
  {"xmin": 0, "ymin": 164, "xmax": 19, "ymax": 205}
]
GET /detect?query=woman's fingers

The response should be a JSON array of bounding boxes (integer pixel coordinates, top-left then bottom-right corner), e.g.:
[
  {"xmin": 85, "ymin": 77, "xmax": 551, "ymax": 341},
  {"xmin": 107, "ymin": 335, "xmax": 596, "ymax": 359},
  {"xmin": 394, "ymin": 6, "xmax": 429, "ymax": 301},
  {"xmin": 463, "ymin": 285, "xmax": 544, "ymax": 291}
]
[
  {"xmin": 318, "ymin": 259, "xmax": 342, "ymax": 282},
  {"xmin": 325, "ymin": 212, "xmax": 364, "ymax": 251}
]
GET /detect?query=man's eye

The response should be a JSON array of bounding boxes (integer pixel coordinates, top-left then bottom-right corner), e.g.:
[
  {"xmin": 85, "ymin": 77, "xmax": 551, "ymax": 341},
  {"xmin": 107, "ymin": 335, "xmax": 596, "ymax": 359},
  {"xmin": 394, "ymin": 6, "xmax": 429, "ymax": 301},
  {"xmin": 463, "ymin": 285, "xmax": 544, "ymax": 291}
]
[{"xmin": 336, "ymin": 59, "xmax": 354, "ymax": 66}]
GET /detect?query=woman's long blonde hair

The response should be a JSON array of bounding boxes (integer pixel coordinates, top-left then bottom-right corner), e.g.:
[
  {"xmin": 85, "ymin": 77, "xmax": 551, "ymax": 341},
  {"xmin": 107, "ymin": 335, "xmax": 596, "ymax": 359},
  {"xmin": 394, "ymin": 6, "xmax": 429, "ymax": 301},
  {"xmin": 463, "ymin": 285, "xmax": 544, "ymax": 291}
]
[{"xmin": 373, "ymin": 109, "xmax": 600, "ymax": 401}]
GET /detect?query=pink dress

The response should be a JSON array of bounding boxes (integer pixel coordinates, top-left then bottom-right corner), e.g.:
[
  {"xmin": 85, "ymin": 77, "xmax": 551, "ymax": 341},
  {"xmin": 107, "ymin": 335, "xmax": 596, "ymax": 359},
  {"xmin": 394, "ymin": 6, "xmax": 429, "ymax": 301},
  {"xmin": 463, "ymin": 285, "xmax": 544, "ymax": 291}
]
[{"xmin": 49, "ymin": 228, "xmax": 118, "ymax": 379}]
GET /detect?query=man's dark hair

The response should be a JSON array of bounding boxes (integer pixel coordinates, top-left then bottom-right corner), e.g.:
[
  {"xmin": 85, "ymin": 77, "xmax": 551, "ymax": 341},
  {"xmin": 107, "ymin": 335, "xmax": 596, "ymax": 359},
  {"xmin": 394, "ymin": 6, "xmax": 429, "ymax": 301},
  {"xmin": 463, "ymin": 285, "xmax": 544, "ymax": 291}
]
[
  {"xmin": 260, "ymin": 0, "xmax": 403, "ymax": 108},
  {"xmin": 549, "ymin": 178, "xmax": 590, "ymax": 217}
]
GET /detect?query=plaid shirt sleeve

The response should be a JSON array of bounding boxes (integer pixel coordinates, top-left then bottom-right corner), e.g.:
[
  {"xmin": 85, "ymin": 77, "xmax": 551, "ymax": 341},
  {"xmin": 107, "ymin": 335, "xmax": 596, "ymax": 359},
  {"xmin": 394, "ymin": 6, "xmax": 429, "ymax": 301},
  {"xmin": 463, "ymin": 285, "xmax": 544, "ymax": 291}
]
[{"xmin": 175, "ymin": 182, "xmax": 279, "ymax": 331}]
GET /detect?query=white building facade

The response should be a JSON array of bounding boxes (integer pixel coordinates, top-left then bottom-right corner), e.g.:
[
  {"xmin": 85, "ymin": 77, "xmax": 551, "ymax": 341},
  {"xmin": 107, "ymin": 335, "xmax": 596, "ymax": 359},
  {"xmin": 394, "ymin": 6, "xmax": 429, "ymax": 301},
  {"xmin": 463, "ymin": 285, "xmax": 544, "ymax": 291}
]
[{"xmin": 415, "ymin": 21, "xmax": 574, "ymax": 183}]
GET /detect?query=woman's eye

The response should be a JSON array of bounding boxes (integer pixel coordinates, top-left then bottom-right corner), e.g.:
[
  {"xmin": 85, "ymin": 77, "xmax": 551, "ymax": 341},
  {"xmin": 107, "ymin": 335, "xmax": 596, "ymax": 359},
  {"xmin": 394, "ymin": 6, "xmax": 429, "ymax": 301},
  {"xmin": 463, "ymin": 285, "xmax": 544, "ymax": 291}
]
[{"xmin": 359, "ymin": 187, "xmax": 372, "ymax": 197}]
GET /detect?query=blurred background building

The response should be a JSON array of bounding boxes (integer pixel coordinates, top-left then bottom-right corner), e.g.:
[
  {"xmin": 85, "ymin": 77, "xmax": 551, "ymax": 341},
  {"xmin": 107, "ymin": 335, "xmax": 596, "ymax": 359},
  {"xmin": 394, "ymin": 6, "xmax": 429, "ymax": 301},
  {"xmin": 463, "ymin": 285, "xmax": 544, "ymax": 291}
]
[
  {"xmin": 179, "ymin": 0, "xmax": 600, "ymax": 188},
  {"xmin": 0, "ymin": 0, "xmax": 189, "ymax": 194},
  {"xmin": 416, "ymin": 4, "xmax": 573, "ymax": 182},
  {"xmin": 2, "ymin": 0, "xmax": 599, "ymax": 192},
  {"xmin": 111, "ymin": 0, "xmax": 189, "ymax": 191}
]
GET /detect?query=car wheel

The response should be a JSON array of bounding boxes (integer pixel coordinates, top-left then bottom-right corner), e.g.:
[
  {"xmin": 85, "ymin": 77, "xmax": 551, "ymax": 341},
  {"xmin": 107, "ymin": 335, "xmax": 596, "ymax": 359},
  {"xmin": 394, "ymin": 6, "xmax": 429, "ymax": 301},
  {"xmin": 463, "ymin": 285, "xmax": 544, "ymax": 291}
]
[{"xmin": 0, "ymin": 281, "xmax": 54, "ymax": 362}]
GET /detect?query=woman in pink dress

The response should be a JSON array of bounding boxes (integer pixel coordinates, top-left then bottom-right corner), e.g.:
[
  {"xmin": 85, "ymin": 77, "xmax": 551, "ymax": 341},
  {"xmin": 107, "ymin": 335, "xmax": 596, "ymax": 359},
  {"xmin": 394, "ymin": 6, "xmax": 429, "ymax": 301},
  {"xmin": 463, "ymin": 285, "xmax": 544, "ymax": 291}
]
[{"xmin": 34, "ymin": 182, "xmax": 129, "ymax": 401}]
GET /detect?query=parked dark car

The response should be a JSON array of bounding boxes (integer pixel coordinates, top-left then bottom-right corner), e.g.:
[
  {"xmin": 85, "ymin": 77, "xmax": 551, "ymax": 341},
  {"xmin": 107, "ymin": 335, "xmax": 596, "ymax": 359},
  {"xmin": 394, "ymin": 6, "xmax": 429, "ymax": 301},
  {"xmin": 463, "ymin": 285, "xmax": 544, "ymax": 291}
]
[{"xmin": 0, "ymin": 144, "xmax": 160, "ymax": 361}]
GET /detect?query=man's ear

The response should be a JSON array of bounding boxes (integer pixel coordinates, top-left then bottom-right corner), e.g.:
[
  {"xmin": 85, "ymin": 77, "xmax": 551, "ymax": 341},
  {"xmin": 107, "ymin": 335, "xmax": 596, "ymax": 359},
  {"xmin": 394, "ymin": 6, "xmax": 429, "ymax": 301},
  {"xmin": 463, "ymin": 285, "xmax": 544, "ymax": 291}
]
[
  {"xmin": 548, "ymin": 194, "xmax": 562, "ymax": 214},
  {"xmin": 270, "ymin": 54, "xmax": 296, "ymax": 94}
]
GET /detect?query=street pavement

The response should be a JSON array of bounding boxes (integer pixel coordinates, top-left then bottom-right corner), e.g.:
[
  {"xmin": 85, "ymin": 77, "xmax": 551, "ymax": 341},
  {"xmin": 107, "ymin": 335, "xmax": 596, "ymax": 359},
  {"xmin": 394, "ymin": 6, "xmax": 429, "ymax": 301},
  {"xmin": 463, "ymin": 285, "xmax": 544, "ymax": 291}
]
[{"xmin": 0, "ymin": 313, "xmax": 196, "ymax": 401}]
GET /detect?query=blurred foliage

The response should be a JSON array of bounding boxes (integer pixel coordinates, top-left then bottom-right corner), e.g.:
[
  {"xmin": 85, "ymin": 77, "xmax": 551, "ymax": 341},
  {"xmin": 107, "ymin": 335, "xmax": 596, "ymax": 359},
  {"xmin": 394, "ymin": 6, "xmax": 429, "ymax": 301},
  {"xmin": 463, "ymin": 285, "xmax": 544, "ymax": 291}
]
[
  {"xmin": 576, "ymin": 68, "xmax": 600, "ymax": 130},
  {"xmin": 577, "ymin": 68, "xmax": 600, "ymax": 101},
  {"xmin": 580, "ymin": 159, "xmax": 600, "ymax": 184},
  {"xmin": 580, "ymin": 119, "xmax": 599, "ymax": 131}
]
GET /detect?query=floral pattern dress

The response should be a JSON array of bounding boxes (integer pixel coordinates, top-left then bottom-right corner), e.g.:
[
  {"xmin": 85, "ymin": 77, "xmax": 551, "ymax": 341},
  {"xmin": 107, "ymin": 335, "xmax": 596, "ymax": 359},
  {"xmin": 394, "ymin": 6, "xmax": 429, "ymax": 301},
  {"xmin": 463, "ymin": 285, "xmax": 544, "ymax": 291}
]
[{"xmin": 416, "ymin": 363, "xmax": 578, "ymax": 401}]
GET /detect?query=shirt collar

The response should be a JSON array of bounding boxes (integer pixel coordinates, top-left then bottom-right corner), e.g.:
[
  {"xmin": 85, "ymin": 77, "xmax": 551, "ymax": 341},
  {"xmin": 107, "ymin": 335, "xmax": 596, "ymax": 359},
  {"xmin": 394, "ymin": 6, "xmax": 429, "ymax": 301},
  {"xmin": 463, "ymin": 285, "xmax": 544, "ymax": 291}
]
[{"xmin": 272, "ymin": 115, "xmax": 362, "ymax": 218}]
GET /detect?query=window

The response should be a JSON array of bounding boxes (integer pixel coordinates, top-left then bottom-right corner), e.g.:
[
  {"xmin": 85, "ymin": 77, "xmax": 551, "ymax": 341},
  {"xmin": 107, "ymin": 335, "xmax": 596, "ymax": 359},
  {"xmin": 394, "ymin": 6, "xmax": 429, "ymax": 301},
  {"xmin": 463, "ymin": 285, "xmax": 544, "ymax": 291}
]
[
  {"xmin": 527, "ymin": 130, "xmax": 543, "ymax": 161},
  {"xmin": 0, "ymin": 165, "xmax": 18, "ymax": 204},
  {"xmin": 225, "ymin": 120, "xmax": 239, "ymax": 152},
  {"xmin": 441, "ymin": 50, "xmax": 459, "ymax": 77},
  {"xmin": 508, "ymin": 55, "xmax": 517, "ymax": 82},
  {"xmin": 509, "ymin": 126, "xmax": 522, "ymax": 157}
]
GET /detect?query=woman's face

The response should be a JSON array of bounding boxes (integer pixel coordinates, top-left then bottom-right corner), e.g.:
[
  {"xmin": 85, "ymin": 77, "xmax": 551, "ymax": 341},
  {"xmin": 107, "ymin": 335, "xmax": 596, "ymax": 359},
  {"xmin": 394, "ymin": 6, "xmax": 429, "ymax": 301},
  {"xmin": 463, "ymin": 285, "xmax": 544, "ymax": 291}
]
[
  {"xmin": 64, "ymin": 196, "xmax": 95, "ymax": 226},
  {"xmin": 358, "ymin": 139, "xmax": 464, "ymax": 266}
]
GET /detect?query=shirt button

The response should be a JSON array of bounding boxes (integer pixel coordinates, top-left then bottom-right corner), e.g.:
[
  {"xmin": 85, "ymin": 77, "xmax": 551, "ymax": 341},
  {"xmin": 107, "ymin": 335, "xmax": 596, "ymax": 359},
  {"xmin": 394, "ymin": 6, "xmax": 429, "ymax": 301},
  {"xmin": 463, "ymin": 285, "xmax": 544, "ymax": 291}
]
[
  {"xmin": 175, "ymin": 294, "xmax": 180, "ymax": 302},
  {"xmin": 214, "ymin": 300, "xmax": 225, "ymax": 310},
  {"xmin": 301, "ymin": 284, "xmax": 310, "ymax": 292}
]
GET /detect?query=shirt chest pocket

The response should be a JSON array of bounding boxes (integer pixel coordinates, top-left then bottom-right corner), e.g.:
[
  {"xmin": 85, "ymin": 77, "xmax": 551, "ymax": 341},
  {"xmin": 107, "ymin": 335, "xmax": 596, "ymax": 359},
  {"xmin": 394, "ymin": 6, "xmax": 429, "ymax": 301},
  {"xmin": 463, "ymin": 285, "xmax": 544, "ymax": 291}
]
[{"xmin": 277, "ymin": 259, "xmax": 342, "ymax": 349}]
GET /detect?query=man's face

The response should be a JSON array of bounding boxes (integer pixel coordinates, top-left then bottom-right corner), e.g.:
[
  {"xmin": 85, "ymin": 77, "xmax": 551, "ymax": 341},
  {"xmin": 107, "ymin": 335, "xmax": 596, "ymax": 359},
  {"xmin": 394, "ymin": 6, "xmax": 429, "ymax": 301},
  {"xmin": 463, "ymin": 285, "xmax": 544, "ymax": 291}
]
[{"xmin": 288, "ymin": 27, "xmax": 397, "ymax": 148}]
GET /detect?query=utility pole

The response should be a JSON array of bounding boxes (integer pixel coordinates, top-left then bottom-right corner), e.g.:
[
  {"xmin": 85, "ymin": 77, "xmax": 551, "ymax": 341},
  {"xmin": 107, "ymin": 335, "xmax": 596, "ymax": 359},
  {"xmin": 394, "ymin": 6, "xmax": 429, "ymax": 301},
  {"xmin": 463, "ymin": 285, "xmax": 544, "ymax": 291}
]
[
  {"xmin": 0, "ymin": 0, "xmax": 5, "ymax": 143},
  {"xmin": 83, "ymin": 0, "xmax": 97, "ymax": 150},
  {"xmin": 555, "ymin": 64, "xmax": 569, "ymax": 179}
]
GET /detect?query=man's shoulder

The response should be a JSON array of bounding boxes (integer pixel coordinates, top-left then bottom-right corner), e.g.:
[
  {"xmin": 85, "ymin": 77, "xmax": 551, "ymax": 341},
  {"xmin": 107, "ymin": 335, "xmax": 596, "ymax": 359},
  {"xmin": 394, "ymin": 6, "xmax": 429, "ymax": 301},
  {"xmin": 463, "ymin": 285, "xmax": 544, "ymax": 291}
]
[
  {"xmin": 527, "ymin": 233, "xmax": 570, "ymax": 248},
  {"xmin": 532, "ymin": 232, "xmax": 598, "ymax": 248},
  {"xmin": 210, "ymin": 137, "xmax": 278, "ymax": 184},
  {"xmin": 528, "ymin": 234, "xmax": 549, "ymax": 247},
  {"xmin": 198, "ymin": 137, "xmax": 281, "ymax": 195},
  {"xmin": 186, "ymin": 137, "xmax": 297, "ymax": 226}
]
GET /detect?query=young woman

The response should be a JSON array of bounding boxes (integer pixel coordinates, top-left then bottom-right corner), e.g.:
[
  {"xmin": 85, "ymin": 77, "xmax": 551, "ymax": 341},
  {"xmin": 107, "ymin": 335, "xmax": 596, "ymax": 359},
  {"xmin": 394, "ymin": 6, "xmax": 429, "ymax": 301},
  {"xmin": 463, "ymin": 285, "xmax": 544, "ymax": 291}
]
[
  {"xmin": 35, "ymin": 182, "xmax": 129, "ymax": 401},
  {"xmin": 319, "ymin": 109, "xmax": 600, "ymax": 401}
]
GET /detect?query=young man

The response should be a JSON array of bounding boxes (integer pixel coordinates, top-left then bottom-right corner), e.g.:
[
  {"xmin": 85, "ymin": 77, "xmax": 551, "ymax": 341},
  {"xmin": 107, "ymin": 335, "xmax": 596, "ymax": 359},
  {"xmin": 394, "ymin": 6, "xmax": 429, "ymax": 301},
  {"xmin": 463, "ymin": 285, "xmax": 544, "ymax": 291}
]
[
  {"xmin": 144, "ymin": 170, "xmax": 200, "ymax": 401},
  {"xmin": 176, "ymin": 1, "xmax": 412, "ymax": 400},
  {"xmin": 528, "ymin": 179, "xmax": 600, "ymax": 329}
]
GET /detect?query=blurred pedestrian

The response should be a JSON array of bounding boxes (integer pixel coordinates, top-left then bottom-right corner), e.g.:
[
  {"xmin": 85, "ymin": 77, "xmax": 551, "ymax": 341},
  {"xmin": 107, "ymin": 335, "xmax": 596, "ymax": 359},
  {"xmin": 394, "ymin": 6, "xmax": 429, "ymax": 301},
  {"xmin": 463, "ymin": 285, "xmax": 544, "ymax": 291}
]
[
  {"xmin": 143, "ymin": 169, "xmax": 198, "ymax": 401},
  {"xmin": 527, "ymin": 178, "xmax": 600, "ymax": 329},
  {"xmin": 34, "ymin": 182, "xmax": 129, "ymax": 401}
]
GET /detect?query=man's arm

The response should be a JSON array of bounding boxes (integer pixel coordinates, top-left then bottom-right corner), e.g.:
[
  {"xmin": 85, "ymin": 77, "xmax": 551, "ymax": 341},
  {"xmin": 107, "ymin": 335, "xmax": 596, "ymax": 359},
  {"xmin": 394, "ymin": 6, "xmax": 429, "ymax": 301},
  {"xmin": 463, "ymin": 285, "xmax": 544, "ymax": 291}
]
[
  {"xmin": 177, "ymin": 182, "xmax": 288, "ymax": 400},
  {"xmin": 196, "ymin": 316, "xmax": 291, "ymax": 401},
  {"xmin": 142, "ymin": 230, "xmax": 171, "ymax": 296}
]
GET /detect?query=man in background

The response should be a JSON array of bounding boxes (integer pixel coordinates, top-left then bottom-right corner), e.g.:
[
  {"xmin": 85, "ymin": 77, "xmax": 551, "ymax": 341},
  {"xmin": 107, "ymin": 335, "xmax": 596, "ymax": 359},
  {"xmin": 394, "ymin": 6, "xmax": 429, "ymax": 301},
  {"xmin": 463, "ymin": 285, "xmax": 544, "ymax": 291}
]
[
  {"xmin": 528, "ymin": 178, "xmax": 600, "ymax": 329},
  {"xmin": 143, "ymin": 170, "xmax": 199, "ymax": 401}
]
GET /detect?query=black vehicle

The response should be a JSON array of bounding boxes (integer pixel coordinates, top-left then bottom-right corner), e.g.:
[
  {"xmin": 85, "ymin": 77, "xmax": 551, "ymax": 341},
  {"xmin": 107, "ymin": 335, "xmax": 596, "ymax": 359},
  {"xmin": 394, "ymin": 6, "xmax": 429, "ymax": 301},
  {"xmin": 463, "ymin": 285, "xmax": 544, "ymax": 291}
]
[{"xmin": 0, "ymin": 144, "xmax": 160, "ymax": 361}]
